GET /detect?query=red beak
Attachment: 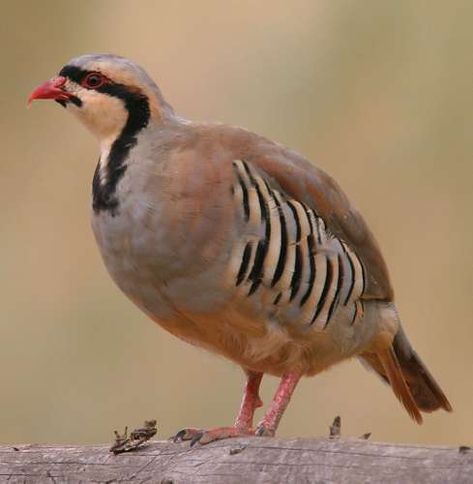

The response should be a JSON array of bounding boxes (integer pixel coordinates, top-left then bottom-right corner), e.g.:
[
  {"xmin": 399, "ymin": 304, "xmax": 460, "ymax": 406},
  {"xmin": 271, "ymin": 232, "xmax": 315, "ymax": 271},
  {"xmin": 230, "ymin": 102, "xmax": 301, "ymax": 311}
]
[{"xmin": 28, "ymin": 76, "xmax": 72, "ymax": 105}]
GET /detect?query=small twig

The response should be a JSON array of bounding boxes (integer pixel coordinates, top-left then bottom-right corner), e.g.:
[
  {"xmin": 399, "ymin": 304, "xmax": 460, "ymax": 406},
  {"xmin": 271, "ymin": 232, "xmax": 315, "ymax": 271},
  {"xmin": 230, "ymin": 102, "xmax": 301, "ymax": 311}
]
[
  {"xmin": 329, "ymin": 416, "xmax": 341, "ymax": 439},
  {"xmin": 110, "ymin": 420, "xmax": 157, "ymax": 454}
]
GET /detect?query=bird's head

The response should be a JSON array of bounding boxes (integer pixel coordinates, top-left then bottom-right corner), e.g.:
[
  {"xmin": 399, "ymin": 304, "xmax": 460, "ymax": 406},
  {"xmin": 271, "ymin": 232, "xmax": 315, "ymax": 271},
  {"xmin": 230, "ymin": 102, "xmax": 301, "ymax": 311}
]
[{"xmin": 28, "ymin": 54, "xmax": 174, "ymax": 145}]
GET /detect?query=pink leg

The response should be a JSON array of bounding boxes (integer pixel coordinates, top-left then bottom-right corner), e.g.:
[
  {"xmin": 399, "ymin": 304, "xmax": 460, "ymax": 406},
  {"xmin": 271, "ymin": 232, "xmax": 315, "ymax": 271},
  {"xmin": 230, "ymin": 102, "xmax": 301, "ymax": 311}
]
[
  {"xmin": 173, "ymin": 370, "xmax": 263, "ymax": 445},
  {"xmin": 235, "ymin": 370, "xmax": 263, "ymax": 429},
  {"xmin": 255, "ymin": 372, "xmax": 301, "ymax": 437}
]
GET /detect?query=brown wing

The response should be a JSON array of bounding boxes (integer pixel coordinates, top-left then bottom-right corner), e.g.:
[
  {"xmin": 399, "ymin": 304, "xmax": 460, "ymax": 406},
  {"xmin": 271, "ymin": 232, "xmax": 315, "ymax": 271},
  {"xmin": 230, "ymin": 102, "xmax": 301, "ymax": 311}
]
[
  {"xmin": 246, "ymin": 147, "xmax": 393, "ymax": 302},
  {"xmin": 185, "ymin": 123, "xmax": 393, "ymax": 301}
]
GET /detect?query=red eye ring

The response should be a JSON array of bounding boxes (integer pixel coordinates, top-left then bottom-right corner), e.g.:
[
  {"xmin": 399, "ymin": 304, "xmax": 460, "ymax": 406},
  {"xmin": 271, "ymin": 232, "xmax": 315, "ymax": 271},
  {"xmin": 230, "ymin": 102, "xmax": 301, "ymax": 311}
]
[{"xmin": 82, "ymin": 72, "xmax": 106, "ymax": 89}]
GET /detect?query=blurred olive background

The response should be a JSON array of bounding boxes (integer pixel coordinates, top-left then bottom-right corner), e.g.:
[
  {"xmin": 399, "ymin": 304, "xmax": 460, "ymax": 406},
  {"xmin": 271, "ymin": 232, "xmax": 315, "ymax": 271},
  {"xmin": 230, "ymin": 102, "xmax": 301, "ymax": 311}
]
[{"xmin": 1, "ymin": 0, "xmax": 471, "ymax": 446}]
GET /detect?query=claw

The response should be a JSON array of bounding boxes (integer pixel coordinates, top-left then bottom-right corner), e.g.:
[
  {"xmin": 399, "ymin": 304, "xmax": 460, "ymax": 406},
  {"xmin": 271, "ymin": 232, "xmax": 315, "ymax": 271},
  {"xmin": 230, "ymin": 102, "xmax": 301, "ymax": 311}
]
[
  {"xmin": 172, "ymin": 426, "xmax": 254, "ymax": 446},
  {"xmin": 172, "ymin": 428, "xmax": 202, "ymax": 443},
  {"xmin": 190, "ymin": 431, "xmax": 205, "ymax": 447},
  {"xmin": 255, "ymin": 424, "xmax": 275, "ymax": 437},
  {"xmin": 172, "ymin": 429, "xmax": 186, "ymax": 443}
]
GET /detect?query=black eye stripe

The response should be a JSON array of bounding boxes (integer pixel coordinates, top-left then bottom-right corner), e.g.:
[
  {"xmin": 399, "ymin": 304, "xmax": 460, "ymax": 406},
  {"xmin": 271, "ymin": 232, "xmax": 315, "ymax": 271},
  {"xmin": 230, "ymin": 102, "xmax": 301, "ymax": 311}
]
[
  {"xmin": 59, "ymin": 66, "xmax": 106, "ymax": 91},
  {"xmin": 59, "ymin": 65, "xmax": 87, "ymax": 84},
  {"xmin": 58, "ymin": 65, "xmax": 134, "ymax": 100}
]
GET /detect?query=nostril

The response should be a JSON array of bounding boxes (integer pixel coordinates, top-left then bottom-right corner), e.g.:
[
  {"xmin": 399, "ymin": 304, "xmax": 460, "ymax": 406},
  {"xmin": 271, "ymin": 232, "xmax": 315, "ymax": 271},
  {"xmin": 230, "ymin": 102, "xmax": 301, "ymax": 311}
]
[{"xmin": 52, "ymin": 76, "xmax": 67, "ymax": 88}]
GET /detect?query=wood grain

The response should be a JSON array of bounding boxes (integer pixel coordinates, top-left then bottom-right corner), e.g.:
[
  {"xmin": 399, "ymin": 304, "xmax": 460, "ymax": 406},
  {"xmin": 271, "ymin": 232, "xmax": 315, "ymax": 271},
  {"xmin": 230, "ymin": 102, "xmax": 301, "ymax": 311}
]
[{"xmin": 1, "ymin": 438, "xmax": 471, "ymax": 483}]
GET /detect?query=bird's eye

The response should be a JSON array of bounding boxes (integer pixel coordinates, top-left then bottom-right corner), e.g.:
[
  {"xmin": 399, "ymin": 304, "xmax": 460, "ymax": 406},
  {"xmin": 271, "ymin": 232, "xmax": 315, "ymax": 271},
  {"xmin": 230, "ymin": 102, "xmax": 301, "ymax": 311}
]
[{"xmin": 82, "ymin": 73, "xmax": 106, "ymax": 89}]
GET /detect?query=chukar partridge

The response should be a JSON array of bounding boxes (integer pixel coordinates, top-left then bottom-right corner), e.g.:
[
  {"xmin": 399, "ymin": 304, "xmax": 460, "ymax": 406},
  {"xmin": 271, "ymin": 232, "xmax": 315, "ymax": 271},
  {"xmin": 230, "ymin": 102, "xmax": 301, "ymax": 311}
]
[{"xmin": 29, "ymin": 54, "xmax": 451, "ymax": 444}]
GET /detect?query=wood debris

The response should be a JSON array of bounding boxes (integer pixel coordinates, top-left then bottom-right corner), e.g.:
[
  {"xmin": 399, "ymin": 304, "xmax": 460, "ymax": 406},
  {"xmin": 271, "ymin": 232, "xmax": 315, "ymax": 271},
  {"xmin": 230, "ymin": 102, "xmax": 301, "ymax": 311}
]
[{"xmin": 110, "ymin": 419, "xmax": 157, "ymax": 454}]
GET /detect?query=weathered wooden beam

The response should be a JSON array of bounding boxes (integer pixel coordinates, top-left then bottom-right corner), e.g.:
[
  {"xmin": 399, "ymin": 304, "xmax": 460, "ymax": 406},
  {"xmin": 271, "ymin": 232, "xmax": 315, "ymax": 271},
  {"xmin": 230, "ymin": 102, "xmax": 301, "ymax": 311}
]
[{"xmin": 0, "ymin": 438, "xmax": 471, "ymax": 483}]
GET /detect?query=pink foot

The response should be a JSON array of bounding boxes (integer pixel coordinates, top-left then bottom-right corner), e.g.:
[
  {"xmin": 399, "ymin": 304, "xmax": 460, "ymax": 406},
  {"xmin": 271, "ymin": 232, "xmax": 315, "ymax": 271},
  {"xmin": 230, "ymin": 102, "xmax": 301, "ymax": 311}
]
[
  {"xmin": 173, "ymin": 426, "xmax": 253, "ymax": 446},
  {"xmin": 172, "ymin": 372, "xmax": 300, "ymax": 446}
]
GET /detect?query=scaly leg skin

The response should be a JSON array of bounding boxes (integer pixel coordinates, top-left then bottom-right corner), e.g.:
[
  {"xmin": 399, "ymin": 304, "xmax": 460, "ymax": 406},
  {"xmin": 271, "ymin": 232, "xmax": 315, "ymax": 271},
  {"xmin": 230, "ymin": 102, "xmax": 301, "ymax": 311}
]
[
  {"xmin": 173, "ymin": 370, "xmax": 263, "ymax": 445},
  {"xmin": 255, "ymin": 372, "xmax": 301, "ymax": 437}
]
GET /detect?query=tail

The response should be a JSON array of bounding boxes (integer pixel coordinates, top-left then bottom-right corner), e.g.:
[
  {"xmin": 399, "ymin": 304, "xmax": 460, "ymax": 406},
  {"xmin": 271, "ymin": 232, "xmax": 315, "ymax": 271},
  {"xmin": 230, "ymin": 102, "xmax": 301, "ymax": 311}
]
[{"xmin": 360, "ymin": 327, "xmax": 452, "ymax": 424}]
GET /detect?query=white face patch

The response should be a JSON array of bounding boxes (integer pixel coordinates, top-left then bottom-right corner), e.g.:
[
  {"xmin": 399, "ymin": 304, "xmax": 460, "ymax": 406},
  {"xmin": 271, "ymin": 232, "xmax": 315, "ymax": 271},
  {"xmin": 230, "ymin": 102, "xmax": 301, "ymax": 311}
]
[
  {"xmin": 64, "ymin": 79, "xmax": 129, "ymax": 184},
  {"xmin": 65, "ymin": 79, "xmax": 128, "ymax": 145}
]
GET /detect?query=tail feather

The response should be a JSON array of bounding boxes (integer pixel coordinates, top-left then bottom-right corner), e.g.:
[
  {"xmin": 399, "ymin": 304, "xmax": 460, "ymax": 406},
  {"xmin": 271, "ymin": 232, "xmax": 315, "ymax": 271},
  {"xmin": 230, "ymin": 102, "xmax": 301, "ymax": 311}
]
[
  {"xmin": 360, "ymin": 328, "xmax": 452, "ymax": 423},
  {"xmin": 392, "ymin": 327, "xmax": 452, "ymax": 413},
  {"xmin": 377, "ymin": 346, "xmax": 423, "ymax": 424}
]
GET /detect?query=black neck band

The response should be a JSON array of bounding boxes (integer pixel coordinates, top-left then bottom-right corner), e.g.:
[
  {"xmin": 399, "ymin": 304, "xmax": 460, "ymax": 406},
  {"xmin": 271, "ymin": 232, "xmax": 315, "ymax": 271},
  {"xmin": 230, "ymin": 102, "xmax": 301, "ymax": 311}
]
[{"xmin": 59, "ymin": 65, "xmax": 151, "ymax": 215}]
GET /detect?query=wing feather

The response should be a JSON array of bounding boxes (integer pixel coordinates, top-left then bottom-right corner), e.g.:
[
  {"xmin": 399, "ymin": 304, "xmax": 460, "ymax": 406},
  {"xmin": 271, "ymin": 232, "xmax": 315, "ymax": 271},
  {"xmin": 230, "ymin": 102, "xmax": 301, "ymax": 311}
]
[{"xmin": 247, "ymin": 148, "xmax": 393, "ymax": 301}]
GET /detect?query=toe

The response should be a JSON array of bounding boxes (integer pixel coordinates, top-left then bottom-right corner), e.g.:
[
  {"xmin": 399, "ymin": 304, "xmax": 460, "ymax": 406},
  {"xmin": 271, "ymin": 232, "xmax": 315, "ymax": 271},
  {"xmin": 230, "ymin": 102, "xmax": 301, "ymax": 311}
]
[
  {"xmin": 188, "ymin": 426, "xmax": 253, "ymax": 445},
  {"xmin": 172, "ymin": 428, "xmax": 202, "ymax": 443},
  {"xmin": 190, "ymin": 430, "xmax": 205, "ymax": 447},
  {"xmin": 198, "ymin": 428, "xmax": 231, "ymax": 445}
]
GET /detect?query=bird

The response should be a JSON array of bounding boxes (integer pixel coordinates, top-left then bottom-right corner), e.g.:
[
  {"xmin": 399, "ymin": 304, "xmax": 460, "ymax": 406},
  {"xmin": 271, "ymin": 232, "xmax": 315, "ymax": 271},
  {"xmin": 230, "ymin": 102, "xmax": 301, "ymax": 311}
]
[{"xmin": 29, "ymin": 54, "xmax": 452, "ymax": 445}]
